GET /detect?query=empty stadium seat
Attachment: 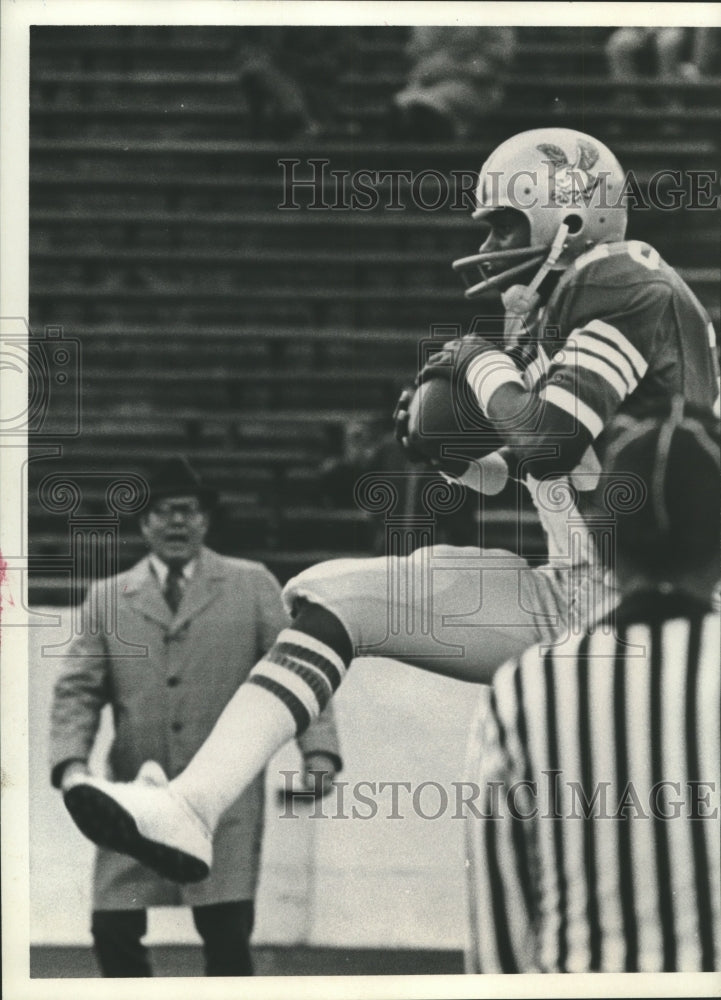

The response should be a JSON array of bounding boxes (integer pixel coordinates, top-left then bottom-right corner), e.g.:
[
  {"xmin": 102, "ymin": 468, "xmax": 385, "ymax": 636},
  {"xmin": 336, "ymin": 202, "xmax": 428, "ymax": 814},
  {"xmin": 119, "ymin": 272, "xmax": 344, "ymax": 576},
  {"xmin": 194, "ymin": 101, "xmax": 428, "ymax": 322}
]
[{"xmin": 27, "ymin": 25, "xmax": 720, "ymax": 602}]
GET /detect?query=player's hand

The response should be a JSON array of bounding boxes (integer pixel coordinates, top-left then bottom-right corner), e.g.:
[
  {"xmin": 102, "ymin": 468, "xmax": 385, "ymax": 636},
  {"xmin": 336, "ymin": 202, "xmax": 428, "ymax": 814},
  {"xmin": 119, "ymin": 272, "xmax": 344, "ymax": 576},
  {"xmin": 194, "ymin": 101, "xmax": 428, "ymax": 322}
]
[
  {"xmin": 417, "ymin": 336, "xmax": 499, "ymax": 386},
  {"xmin": 501, "ymin": 284, "xmax": 541, "ymax": 348},
  {"xmin": 393, "ymin": 386, "xmax": 429, "ymax": 463},
  {"xmin": 301, "ymin": 752, "xmax": 337, "ymax": 798}
]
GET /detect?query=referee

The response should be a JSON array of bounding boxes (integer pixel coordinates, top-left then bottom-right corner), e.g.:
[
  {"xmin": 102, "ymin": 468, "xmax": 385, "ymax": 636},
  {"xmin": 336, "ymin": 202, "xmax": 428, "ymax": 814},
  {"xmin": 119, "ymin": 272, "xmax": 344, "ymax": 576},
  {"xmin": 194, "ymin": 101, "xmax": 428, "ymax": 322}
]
[{"xmin": 465, "ymin": 398, "xmax": 720, "ymax": 974}]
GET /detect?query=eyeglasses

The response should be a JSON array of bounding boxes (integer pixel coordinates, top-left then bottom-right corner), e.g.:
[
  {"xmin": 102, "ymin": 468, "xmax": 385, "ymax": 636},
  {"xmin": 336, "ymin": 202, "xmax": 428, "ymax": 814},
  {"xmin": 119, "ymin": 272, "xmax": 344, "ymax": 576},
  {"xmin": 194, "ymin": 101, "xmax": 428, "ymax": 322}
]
[{"xmin": 149, "ymin": 500, "xmax": 205, "ymax": 520}]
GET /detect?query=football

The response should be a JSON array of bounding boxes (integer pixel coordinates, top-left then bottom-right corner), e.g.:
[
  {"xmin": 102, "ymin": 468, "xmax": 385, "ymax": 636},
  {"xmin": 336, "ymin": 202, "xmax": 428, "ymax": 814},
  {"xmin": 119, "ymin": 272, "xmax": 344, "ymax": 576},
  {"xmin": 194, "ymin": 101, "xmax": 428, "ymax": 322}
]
[{"xmin": 406, "ymin": 375, "xmax": 504, "ymax": 475}]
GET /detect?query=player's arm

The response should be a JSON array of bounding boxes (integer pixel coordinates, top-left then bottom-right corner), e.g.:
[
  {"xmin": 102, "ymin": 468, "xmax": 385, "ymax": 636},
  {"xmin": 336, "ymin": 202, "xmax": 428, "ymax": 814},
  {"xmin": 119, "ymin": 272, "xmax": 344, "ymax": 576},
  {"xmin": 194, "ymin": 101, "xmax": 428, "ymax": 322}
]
[
  {"xmin": 394, "ymin": 347, "xmax": 518, "ymax": 494},
  {"xmin": 468, "ymin": 287, "xmax": 665, "ymax": 479}
]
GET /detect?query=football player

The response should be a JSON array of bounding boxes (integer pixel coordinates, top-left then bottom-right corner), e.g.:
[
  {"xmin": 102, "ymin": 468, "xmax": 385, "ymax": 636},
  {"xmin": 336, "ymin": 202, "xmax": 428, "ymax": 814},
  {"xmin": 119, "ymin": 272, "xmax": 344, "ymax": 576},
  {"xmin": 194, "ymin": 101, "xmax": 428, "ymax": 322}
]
[{"xmin": 62, "ymin": 129, "xmax": 721, "ymax": 884}]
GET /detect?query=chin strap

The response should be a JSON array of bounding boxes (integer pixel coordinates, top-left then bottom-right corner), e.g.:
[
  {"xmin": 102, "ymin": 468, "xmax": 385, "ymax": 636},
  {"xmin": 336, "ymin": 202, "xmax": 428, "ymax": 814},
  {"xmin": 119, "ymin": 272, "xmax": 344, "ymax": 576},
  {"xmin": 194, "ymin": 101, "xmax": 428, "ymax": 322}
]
[
  {"xmin": 501, "ymin": 223, "xmax": 571, "ymax": 347},
  {"xmin": 528, "ymin": 223, "xmax": 569, "ymax": 291}
]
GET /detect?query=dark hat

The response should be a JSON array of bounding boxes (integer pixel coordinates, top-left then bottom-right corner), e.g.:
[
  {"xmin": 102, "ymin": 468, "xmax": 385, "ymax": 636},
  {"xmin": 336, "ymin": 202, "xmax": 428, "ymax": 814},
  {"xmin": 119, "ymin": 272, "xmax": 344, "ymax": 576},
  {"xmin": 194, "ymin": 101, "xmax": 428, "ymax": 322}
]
[
  {"xmin": 144, "ymin": 455, "xmax": 218, "ymax": 511},
  {"xmin": 606, "ymin": 397, "xmax": 720, "ymax": 575}
]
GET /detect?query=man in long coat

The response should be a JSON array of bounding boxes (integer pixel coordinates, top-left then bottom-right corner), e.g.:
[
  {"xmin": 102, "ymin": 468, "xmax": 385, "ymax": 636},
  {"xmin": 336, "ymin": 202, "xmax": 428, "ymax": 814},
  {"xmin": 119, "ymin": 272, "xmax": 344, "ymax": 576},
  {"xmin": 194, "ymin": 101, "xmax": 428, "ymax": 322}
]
[{"xmin": 49, "ymin": 456, "xmax": 342, "ymax": 977}]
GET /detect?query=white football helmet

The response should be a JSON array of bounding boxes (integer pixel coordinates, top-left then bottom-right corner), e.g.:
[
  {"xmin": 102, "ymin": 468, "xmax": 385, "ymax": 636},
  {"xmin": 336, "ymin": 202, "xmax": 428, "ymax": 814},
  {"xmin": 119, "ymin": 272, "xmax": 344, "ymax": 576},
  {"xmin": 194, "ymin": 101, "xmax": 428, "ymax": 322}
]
[{"xmin": 453, "ymin": 128, "xmax": 628, "ymax": 298}]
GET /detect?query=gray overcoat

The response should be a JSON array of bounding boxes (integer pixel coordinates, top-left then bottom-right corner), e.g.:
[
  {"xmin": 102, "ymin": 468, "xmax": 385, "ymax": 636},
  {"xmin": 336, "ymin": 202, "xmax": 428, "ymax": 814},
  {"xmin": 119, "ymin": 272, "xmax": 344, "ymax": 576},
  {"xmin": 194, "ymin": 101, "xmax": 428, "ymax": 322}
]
[{"xmin": 49, "ymin": 546, "xmax": 341, "ymax": 909}]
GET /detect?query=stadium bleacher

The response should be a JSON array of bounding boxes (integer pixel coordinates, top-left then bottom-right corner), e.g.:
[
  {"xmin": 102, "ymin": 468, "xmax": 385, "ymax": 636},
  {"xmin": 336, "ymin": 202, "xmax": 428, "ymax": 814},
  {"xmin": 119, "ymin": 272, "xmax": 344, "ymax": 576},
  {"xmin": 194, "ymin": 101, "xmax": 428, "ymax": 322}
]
[{"xmin": 28, "ymin": 25, "xmax": 721, "ymax": 603}]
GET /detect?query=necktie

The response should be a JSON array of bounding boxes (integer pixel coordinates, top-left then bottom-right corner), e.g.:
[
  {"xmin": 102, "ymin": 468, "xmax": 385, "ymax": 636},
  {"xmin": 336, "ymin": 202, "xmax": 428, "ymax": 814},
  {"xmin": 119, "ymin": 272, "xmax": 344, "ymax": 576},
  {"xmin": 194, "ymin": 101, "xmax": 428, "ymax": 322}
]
[{"xmin": 163, "ymin": 565, "xmax": 184, "ymax": 614}]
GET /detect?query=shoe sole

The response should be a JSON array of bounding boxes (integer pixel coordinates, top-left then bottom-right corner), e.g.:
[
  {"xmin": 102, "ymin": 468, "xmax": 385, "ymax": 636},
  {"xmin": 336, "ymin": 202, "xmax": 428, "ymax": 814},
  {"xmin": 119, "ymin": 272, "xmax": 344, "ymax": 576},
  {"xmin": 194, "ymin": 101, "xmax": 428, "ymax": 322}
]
[{"xmin": 64, "ymin": 784, "xmax": 210, "ymax": 884}]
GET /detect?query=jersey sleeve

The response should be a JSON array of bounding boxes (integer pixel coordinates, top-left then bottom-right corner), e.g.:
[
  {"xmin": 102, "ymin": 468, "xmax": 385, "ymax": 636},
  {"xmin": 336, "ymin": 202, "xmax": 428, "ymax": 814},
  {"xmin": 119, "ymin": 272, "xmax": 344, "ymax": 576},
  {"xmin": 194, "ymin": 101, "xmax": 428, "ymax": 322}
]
[{"xmin": 519, "ymin": 247, "xmax": 670, "ymax": 475}]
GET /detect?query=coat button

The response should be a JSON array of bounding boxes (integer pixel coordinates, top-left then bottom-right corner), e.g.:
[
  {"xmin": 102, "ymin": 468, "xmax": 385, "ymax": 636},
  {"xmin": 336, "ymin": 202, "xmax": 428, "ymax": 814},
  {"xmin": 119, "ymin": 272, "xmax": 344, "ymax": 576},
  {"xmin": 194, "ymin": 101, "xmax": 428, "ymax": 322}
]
[
  {"xmin": 171, "ymin": 721, "xmax": 183, "ymax": 733},
  {"xmin": 167, "ymin": 676, "xmax": 180, "ymax": 687}
]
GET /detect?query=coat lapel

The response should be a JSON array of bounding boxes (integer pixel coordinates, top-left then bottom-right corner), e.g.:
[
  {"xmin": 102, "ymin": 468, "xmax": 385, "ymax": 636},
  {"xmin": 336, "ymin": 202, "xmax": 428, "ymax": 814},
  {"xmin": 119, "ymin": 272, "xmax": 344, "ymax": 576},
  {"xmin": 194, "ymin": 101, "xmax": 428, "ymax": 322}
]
[
  {"xmin": 174, "ymin": 547, "xmax": 228, "ymax": 628},
  {"xmin": 121, "ymin": 549, "xmax": 228, "ymax": 632},
  {"xmin": 122, "ymin": 556, "xmax": 174, "ymax": 629}
]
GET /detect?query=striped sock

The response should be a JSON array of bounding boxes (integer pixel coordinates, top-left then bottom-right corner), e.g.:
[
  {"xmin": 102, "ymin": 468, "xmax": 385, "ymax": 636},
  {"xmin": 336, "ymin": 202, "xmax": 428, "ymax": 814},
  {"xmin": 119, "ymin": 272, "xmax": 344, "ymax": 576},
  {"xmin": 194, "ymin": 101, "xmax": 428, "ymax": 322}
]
[{"xmin": 247, "ymin": 628, "xmax": 348, "ymax": 734}]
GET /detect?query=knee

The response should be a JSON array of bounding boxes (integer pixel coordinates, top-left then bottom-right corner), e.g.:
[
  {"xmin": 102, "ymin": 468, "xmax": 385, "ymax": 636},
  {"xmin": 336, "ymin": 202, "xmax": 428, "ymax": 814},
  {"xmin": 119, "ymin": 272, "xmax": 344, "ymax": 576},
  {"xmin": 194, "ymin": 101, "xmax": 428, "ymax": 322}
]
[{"xmin": 283, "ymin": 556, "xmax": 387, "ymax": 615}]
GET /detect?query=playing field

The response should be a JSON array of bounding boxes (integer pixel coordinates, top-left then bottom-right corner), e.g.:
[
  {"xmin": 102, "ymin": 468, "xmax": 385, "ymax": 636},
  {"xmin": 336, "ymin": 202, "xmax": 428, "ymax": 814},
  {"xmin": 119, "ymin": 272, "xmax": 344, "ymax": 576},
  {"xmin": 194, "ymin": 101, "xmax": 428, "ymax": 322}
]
[{"xmin": 29, "ymin": 605, "xmax": 476, "ymax": 977}]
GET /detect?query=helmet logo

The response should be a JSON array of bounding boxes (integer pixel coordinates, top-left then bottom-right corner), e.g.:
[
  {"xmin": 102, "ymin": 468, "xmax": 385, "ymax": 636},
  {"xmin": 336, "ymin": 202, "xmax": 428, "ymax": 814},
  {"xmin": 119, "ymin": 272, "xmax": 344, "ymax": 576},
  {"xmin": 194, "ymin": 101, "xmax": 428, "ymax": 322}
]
[{"xmin": 537, "ymin": 139, "xmax": 600, "ymax": 207}]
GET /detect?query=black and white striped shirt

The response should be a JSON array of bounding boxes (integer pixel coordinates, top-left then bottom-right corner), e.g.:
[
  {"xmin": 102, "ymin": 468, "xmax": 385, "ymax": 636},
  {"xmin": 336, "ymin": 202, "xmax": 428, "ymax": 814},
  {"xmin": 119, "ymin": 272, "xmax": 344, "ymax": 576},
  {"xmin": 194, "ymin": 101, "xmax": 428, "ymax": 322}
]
[{"xmin": 465, "ymin": 591, "xmax": 720, "ymax": 973}]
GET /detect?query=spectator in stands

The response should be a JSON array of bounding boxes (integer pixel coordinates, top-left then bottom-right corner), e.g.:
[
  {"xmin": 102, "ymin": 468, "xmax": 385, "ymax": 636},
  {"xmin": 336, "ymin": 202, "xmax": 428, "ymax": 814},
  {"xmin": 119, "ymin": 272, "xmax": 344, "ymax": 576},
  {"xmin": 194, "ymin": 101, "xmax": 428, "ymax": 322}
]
[
  {"xmin": 49, "ymin": 455, "xmax": 342, "ymax": 978},
  {"xmin": 391, "ymin": 27, "xmax": 517, "ymax": 141},
  {"xmin": 318, "ymin": 417, "xmax": 478, "ymax": 552},
  {"xmin": 681, "ymin": 27, "xmax": 720, "ymax": 80},
  {"xmin": 318, "ymin": 419, "xmax": 378, "ymax": 510},
  {"xmin": 234, "ymin": 27, "xmax": 349, "ymax": 139},
  {"xmin": 605, "ymin": 26, "xmax": 718, "ymax": 112}
]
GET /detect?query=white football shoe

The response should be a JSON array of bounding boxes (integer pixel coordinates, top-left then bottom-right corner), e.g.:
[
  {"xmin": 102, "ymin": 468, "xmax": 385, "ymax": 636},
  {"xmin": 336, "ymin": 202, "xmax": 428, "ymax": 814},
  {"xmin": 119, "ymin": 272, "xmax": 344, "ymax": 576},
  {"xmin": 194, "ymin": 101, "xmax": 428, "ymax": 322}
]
[{"xmin": 63, "ymin": 761, "xmax": 212, "ymax": 884}]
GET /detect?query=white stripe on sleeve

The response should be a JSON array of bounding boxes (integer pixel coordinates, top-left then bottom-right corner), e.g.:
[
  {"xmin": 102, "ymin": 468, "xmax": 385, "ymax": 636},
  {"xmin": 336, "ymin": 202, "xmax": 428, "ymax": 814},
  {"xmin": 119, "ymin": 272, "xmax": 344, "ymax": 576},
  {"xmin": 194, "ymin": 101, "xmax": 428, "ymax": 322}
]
[
  {"xmin": 566, "ymin": 331, "xmax": 639, "ymax": 393},
  {"xmin": 466, "ymin": 351, "xmax": 524, "ymax": 414},
  {"xmin": 584, "ymin": 319, "xmax": 649, "ymax": 380},
  {"xmin": 541, "ymin": 384, "xmax": 605, "ymax": 439},
  {"xmin": 560, "ymin": 343, "xmax": 630, "ymax": 399}
]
